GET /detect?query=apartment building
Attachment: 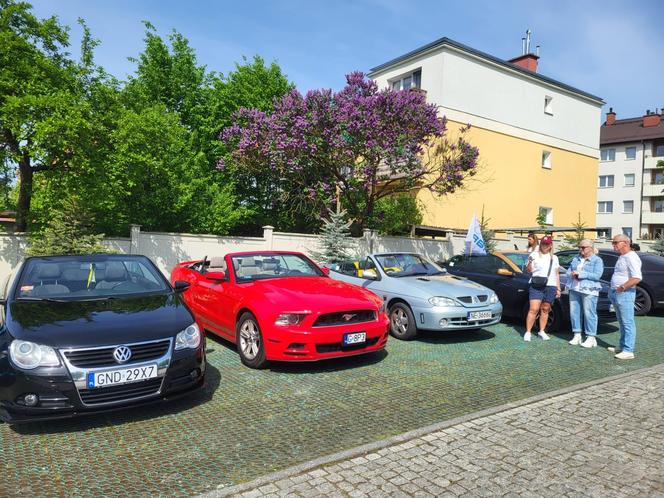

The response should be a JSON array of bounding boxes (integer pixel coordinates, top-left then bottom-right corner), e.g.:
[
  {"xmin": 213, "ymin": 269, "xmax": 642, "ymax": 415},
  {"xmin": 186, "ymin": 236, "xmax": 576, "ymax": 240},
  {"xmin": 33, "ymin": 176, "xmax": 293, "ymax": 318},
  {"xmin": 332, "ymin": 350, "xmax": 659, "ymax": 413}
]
[
  {"xmin": 598, "ymin": 109, "xmax": 664, "ymax": 239},
  {"xmin": 368, "ymin": 34, "xmax": 604, "ymax": 231}
]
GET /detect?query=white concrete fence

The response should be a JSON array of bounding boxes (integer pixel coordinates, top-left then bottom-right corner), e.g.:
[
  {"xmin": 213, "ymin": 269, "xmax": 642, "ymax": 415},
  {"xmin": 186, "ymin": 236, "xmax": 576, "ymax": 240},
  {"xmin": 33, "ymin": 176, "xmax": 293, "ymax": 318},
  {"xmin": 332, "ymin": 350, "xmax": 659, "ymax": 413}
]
[{"xmin": 0, "ymin": 225, "xmax": 655, "ymax": 280}]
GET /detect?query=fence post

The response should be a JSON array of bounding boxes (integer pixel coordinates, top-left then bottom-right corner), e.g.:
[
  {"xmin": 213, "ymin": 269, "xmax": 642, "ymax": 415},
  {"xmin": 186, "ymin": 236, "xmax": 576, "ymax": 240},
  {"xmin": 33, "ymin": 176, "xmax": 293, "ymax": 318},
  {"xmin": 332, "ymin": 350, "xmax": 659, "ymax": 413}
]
[
  {"xmin": 363, "ymin": 228, "xmax": 374, "ymax": 253},
  {"xmin": 263, "ymin": 225, "xmax": 274, "ymax": 250},
  {"xmin": 130, "ymin": 224, "xmax": 141, "ymax": 255}
]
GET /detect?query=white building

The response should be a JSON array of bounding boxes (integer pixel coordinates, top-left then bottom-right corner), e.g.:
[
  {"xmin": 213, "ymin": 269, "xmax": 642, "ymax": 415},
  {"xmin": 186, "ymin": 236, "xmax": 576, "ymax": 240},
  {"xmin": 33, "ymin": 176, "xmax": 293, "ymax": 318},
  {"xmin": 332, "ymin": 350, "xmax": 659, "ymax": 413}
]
[{"xmin": 598, "ymin": 109, "xmax": 664, "ymax": 239}]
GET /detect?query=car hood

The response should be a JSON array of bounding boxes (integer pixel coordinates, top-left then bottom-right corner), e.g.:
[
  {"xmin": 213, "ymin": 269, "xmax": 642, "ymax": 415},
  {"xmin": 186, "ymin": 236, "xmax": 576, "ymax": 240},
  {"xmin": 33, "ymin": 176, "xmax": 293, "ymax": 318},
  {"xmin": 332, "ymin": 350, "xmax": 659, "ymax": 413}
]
[
  {"xmin": 393, "ymin": 274, "xmax": 493, "ymax": 297},
  {"xmin": 5, "ymin": 293, "xmax": 194, "ymax": 348},
  {"xmin": 245, "ymin": 277, "xmax": 381, "ymax": 312}
]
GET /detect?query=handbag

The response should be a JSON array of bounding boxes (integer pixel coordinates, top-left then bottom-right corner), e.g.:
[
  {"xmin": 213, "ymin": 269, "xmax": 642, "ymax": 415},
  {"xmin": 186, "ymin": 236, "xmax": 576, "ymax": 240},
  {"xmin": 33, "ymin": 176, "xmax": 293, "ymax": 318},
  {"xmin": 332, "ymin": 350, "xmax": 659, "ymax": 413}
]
[{"xmin": 530, "ymin": 257, "xmax": 553, "ymax": 290}]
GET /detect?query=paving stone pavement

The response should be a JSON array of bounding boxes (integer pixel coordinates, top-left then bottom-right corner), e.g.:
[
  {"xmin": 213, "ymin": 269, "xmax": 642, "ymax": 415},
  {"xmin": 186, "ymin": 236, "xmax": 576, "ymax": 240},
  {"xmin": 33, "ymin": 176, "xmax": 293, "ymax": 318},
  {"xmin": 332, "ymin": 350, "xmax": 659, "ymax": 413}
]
[{"xmin": 211, "ymin": 365, "xmax": 664, "ymax": 498}]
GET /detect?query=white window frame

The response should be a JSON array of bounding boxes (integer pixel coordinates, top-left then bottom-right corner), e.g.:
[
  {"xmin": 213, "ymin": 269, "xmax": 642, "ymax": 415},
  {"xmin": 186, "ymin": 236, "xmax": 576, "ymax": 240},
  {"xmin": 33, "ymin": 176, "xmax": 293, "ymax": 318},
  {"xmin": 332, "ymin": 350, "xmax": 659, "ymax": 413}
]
[
  {"xmin": 598, "ymin": 175, "xmax": 614, "ymax": 188},
  {"xmin": 600, "ymin": 148, "xmax": 616, "ymax": 162},
  {"xmin": 389, "ymin": 69, "xmax": 422, "ymax": 91},
  {"xmin": 541, "ymin": 150, "xmax": 552, "ymax": 169},
  {"xmin": 596, "ymin": 228, "xmax": 611, "ymax": 238},
  {"xmin": 544, "ymin": 96, "xmax": 553, "ymax": 115},
  {"xmin": 597, "ymin": 201, "xmax": 613, "ymax": 213},
  {"xmin": 625, "ymin": 147, "xmax": 637, "ymax": 160},
  {"xmin": 623, "ymin": 200, "xmax": 634, "ymax": 214},
  {"xmin": 538, "ymin": 206, "xmax": 553, "ymax": 225},
  {"xmin": 624, "ymin": 174, "xmax": 635, "ymax": 187}
]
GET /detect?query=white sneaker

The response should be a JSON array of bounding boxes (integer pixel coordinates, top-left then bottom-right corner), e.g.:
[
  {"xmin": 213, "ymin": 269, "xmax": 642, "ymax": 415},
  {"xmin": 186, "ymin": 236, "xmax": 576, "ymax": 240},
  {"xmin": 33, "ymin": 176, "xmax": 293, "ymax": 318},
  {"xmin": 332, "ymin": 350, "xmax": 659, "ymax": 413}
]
[
  {"xmin": 580, "ymin": 336, "xmax": 597, "ymax": 348},
  {"xmin": 614, "ymin": 351, "xmax": 635, "ymax": 360},
  {"xmin": 538, "ymin": 331, "xmax": 550, "ymax": 341},
  {"xmin": 607, "ymin": 346, "xmax": 621, "ymax": 354},
  {"xmin": 569, "ymin": 333, "xmax": 582, "ymax": 345},
  {"xmin": 524, "ymin": 332, "xmax": 532, "ymax": 342}
]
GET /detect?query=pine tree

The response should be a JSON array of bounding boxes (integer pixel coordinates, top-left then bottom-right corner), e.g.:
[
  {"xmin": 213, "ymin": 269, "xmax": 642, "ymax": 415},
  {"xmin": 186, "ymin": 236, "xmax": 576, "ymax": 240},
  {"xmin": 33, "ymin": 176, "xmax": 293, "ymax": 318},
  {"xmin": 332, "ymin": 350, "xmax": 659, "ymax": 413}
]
[
  {"xmin": 312, "ymin": 209, "xmax": 355, "ymax": 263},
  {"xmin": 652, "ymin": 238, "xmax": 664, "ymax": 256},
  {"xmin": 479, "ymin": 207, "xmax": 496, "ymax": 253},
  {"xmin": 27, "ymin": 198, "xmax": 112, "ymax": 256},
  {"xmin": 559, "ymin": 212, "xmax": 588, "ymax": 250}
]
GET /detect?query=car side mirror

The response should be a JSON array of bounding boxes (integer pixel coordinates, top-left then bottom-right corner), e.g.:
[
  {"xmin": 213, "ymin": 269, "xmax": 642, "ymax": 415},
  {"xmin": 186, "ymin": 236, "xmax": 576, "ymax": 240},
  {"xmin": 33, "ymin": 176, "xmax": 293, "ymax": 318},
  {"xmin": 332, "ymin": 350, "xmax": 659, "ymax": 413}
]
[
  {"xmin": 363, "ymin": 268, "xmax": 379, "ymax": 280},
  {"xmin": 320, "ymin": 267, "xmax": 330, "ymax": 276},
  {"xmin": 173, "ymin": 280, "xmax": 191, "ymax": 292},
  {"xmin": 497, "ymin": 268, "xmax": 513, "ymax": 277},
  {"xmin": 205, "ymin": 271, "xmax": 227, "ymax": 281}
]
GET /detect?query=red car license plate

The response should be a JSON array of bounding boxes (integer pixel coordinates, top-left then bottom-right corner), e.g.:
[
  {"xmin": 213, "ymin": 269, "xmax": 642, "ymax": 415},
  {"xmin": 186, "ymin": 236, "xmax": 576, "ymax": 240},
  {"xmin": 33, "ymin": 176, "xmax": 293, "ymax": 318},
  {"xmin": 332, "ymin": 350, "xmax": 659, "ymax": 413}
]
[{"xmin": 343, "ymin": 331, "xmax": 366, "ymax": 346}]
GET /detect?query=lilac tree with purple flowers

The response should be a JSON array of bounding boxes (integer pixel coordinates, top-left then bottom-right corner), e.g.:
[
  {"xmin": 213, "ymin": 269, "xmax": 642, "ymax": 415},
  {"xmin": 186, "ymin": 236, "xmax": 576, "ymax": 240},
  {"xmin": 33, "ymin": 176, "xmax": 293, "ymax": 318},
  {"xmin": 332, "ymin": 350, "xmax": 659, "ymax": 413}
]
[{"xmin": 220, "ymin": 72, "xmax": 479, "ymax": 233}]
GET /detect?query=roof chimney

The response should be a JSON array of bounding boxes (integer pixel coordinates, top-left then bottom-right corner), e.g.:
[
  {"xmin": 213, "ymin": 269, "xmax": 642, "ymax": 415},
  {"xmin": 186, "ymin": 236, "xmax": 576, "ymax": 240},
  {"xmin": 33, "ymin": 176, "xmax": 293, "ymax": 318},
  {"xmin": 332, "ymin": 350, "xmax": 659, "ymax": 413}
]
[
  {"xmin": 605, "ymin": 107, "xmax": 616, "ymax": 126},
  {"xmin": 643, "ymin": 109, "xmax": 661, "ymax": 127},
  {"xmin": 509, "ymin": 29, "xmax": 539, "ymax": 72}
]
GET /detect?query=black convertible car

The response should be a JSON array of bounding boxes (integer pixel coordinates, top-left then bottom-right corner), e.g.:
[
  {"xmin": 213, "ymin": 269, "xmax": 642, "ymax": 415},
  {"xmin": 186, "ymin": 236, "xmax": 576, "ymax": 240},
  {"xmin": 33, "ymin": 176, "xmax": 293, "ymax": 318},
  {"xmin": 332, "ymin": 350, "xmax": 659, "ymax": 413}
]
[
  {"xmin": 0, "ymin": 254, "xmax": 205, "ymax": 423},
  {"xmin": 440, "ymin": 251, "xmax": 615, "ymax": 332},
  {"xmin": 556, "ymin": 249, "xmax": 664, "ymax": 315}
]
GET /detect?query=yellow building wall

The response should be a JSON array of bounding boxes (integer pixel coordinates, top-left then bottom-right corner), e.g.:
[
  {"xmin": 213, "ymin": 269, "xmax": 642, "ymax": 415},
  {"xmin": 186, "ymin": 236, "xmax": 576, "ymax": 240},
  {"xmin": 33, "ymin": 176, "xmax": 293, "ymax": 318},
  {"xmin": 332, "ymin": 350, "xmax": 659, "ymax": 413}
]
[{"xmin": 418, "ymin": 120, "xmax": 598, "ymax": 231}]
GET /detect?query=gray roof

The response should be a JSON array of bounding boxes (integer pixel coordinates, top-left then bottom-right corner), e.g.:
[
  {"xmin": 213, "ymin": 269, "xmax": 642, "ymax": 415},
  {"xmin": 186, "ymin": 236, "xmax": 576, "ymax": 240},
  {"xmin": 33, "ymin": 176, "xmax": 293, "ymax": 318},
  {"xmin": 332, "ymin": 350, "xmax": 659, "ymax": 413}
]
[{"xmin": 368, "ymin": 37, "xmax": 604, "ymax": 104}]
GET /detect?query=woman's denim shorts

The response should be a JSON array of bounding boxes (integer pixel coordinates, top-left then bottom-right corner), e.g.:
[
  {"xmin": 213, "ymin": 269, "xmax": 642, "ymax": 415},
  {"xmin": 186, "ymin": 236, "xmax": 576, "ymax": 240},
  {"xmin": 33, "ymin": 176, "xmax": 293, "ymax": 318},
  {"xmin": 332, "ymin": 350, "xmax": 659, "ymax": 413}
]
[{"xmin": 529, "ymin": 285, "xmax": 557, "ymax": 303}]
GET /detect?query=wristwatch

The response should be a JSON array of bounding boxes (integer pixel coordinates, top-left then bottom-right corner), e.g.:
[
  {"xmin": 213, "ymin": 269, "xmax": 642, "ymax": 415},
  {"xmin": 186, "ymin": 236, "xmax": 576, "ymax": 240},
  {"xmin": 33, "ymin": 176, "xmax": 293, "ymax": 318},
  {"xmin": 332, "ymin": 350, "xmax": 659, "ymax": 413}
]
[{"xmin": 618, "ymin": 285, "xmax": 625, "ymax": 291}]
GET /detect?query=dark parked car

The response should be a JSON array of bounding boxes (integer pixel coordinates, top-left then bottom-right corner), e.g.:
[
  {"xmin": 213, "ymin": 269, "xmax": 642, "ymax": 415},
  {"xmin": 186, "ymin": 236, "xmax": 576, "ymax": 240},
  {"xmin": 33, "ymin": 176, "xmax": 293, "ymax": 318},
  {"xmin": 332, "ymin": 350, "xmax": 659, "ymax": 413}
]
[
  {"xmin": 440, "ymin": 251, "xmax": 615, "ymax": 331},
  {"xmin": 0, "ymin": 254, "xmax": 205, "ymax": 423},
  {"xmin": 556, "ymin": 249, "xmax": 664, "ymax": 315}
]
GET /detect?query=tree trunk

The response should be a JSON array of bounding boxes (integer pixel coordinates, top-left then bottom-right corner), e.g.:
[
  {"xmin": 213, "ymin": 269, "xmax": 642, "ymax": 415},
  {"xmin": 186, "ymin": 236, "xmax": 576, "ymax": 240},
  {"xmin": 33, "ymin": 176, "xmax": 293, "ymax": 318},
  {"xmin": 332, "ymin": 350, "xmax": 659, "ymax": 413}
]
[{"xmin": 16, "ymin": 156, "xmax": 33, "ymax": 232}]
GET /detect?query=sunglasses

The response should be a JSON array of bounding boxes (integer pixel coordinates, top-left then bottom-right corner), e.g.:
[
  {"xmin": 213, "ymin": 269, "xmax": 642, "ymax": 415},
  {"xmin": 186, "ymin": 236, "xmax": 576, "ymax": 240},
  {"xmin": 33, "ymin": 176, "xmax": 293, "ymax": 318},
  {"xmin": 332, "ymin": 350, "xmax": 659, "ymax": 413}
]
[
  {"xmin": 578, "ymin": 246, "xmax": 591, "ymax": 249},
  {"xmin": 611, "ymin": 241, "xmax": 625, "ymax": 245}
]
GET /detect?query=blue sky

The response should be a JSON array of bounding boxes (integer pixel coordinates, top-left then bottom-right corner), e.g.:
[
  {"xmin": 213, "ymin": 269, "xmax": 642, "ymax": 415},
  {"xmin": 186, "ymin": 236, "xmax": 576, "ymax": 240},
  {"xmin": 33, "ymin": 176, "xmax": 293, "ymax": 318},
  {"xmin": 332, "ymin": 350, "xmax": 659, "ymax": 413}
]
[{"xmin": 32, "ymin": 0, "xmax": 664, "ymax": 121}]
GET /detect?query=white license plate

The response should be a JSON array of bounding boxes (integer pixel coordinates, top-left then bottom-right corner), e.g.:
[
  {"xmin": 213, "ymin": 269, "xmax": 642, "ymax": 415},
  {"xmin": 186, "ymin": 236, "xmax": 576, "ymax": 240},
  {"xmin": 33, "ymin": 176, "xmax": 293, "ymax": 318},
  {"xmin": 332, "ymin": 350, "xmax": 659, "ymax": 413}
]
[
  {"xmin": 467, "ymin": 311, "xmax": 492, "ymax": 320},
  {"xmin": 87, "ymin": 364, "xmax": 158, "ymax": 389},
  {"xmin": 343, "ymin": 332, "xmax": 366, "ymax": 345}
]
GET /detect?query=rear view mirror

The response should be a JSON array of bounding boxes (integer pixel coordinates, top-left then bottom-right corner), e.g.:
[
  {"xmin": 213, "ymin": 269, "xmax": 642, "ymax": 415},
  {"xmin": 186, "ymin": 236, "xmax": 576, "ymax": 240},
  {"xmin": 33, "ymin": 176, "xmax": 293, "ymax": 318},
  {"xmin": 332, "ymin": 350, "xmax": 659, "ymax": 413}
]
[
  {"xmin": 497, "ymin": 268, "xmax": 513, "ymax": 277},
  {"xmin": 205, "ymin": 271, "xmax": 227, "ymax": 281},
  {"xmin": 363, "ymin": 269, "xmax": 379, "ymax": 280},
  {"xmin": 320, "ymin": 267, "xmax": 330, "ymax": 276},
  {"xmin": 173, "ymin": 280, "xmax": 191, "ymax": 292}
]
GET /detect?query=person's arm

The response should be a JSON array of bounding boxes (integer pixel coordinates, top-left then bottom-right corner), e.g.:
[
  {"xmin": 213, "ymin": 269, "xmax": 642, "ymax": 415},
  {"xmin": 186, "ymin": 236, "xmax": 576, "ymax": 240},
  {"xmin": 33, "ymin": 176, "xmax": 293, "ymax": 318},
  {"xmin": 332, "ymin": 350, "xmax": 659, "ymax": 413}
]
[
  {"xmin": 566, "ymin": 256, "xmax": 577, "ymax": 278},
  {"xmin": 616, "ymin": 254, "xmax": 642, "ymax": 293},
  {"xmin": 555, "ymin": 258, "xmax": 561, "ymax": 297}
]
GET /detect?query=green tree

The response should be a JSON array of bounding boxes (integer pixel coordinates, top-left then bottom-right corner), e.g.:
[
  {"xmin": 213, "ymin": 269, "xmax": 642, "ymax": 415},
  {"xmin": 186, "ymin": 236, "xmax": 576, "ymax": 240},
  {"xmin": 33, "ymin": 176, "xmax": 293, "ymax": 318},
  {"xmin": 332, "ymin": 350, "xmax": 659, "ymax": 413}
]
[
  {"xmin": 559, "ymin": 212, "xmax": 588, "ymax": 250},
  {"xmin": 27, "ymin": 197, "xmax": 111, "ymax": 256},
  {"xmin": 369, "ymin": 193, "xmax": 422, "ymax": 235},
  {"xmin": 479, "ymin": 207, "xmax": 496, "ymax": 253},
  {"xmin": 652, "ymin": 238, "xmax": 664, "ymax": 256}
]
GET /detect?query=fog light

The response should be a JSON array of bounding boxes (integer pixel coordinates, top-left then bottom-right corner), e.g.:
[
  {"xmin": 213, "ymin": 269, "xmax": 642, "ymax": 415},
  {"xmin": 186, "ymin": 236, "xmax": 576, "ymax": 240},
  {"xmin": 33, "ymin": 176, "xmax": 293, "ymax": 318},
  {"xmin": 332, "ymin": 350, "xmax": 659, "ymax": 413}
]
[
  {"xmin": 439, "ymin": 318, "xmax": 449, "ymax": 328},
  {"xmin": 287, "ymin": 343, "xmax": 305, "ymax": 350},
  {"xmin": 189, "ymin": 369, "xmax": 200, "ymax": 380},
  {"xmin": 24, "ymin": 394, "xmax": 39, "ymax": 407}
]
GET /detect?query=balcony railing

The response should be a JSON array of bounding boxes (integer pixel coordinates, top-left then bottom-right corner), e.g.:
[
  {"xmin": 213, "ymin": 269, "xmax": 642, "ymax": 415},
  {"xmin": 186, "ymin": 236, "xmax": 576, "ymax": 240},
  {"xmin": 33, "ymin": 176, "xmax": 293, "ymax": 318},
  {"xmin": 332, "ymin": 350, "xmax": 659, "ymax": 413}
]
[
  {"xmin": 642, "ymin": 184, "xmax": 664, "ymax": 197},
  {"xmin": 644, "ymin": 156, "xmax": 664, "ymax": 169},
  {"xmin": 641, "ymin": 211, "xmax": 664, "ymax": 224}
]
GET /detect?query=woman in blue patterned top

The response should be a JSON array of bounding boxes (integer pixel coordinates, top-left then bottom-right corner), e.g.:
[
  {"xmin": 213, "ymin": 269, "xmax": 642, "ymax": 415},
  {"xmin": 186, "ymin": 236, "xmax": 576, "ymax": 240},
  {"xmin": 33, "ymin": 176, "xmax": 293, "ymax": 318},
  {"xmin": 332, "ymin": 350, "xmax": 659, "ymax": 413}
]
[{"xmin": 566, "ymin": 239, "xmax": 604, "ymax": 348}]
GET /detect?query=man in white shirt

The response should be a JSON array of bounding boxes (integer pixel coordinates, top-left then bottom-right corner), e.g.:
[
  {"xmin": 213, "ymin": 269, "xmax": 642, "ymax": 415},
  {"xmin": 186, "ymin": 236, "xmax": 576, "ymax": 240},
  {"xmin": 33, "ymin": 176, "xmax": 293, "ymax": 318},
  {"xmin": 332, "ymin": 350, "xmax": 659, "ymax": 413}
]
[{"xmin": 608, "ymin": 234, "xmax": 642, "ymax": 359}]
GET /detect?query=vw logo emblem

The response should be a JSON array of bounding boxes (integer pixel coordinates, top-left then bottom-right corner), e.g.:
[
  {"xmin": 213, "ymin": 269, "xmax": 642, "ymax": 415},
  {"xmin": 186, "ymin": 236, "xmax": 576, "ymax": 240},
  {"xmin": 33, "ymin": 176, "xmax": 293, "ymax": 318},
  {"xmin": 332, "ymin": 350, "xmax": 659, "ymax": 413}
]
[
  {"xmin": 342, "ymin": 313, "xmax": 356, "ymax": 322},
  {"xmin": 113, "ymin": 346, "xmax": 132, "ymax": 364}
]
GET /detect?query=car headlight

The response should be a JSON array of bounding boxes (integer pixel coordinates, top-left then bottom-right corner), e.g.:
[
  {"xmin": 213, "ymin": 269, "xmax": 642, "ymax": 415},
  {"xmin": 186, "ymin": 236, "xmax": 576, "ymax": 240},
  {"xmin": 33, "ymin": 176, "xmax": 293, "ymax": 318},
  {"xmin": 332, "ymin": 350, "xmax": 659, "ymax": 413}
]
[
  {"xmin": 175, "ymin": 323, "xmax": 201, "ymax": 350},
  {"xmin": 429, "ymin": 296, "xmax": 457, "ymax": 307},
  {"xmin": 489, "ymin": 292, "xmax": 499, "ymax": 304},
  {"xmin": 275, "ymin": 313, "xmax": 307, "ymax": 326},
  {"xmin": 9, "ymin": 340, "xmax": 60, "ymax": 369}
]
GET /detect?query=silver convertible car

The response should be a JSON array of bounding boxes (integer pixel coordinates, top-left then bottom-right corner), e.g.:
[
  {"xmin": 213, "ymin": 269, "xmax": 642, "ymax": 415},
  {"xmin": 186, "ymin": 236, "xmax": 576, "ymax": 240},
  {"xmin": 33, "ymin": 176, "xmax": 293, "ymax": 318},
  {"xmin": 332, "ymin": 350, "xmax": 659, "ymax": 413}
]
[{"xmin": 328, "ymin": 253, "xmax": 502, "ymax": 340}]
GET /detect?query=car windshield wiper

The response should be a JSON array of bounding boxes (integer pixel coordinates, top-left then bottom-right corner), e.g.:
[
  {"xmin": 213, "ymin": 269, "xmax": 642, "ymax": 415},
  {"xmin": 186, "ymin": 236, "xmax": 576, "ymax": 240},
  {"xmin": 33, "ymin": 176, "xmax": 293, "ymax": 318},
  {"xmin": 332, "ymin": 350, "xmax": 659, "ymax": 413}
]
[{"xmin": 16, "ymin": 297, "xmax": 69, "ymax": 303}]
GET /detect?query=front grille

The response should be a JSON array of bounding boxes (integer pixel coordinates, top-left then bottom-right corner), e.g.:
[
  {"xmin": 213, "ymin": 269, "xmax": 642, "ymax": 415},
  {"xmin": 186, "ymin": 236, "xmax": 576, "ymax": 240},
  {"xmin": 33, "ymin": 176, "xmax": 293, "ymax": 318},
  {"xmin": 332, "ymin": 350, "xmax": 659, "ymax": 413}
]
[
  {"xmin": 79, "ymin": 378, "xmax": 162, "ymax": 405},
  {"xmin": 447, "ymin": 315, "xmax": 498, "ymax": 326},
  {"xmin": 312, "ymin": 310, "xmax": 376, "ymax": 327},
  {"xmin": 64, "ymin": 340, "xmax": 171, "ymax": 368},
  {"xmin": 457, "ymin": 295, "xmax": 488, "ymax": 304},
  {"xmin": 316, "ymin": 336, "xmax": 380, "ymax": 353}
]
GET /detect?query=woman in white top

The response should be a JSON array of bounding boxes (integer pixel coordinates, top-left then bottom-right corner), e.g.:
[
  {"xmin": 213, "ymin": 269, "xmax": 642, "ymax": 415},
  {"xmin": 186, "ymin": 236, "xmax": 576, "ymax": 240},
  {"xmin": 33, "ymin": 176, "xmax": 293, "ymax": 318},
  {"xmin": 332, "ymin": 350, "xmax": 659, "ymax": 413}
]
[
  {"xmin": 524, "ymin": 235, "xmax": 560, "ymax": 342},
  {"xmin": 526, "ymin": 232, "xmax": 539, "ymax": 253}
]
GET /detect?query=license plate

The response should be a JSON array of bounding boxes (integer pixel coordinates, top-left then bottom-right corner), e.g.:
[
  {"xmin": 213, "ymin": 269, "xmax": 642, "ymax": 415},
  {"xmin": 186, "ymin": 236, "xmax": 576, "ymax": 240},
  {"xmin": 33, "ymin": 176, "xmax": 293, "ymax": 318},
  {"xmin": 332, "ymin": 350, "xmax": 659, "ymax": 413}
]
[
  {"xmin": 343, "ymin": 332, "xmax": 366, "ymax": 346},
  {"xmin": 87, "ymin": 364, "xmax": 158, "ymax": 389},
  {"xmin": 467, "ymin": 311, "xmax": 492, "ymax": 320}
]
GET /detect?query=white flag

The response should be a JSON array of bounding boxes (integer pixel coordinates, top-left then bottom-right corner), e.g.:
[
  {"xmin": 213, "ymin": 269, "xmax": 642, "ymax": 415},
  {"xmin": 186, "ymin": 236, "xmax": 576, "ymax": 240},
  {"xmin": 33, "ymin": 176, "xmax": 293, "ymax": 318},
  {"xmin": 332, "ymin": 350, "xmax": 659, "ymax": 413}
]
[{"xmin": 464, "ymin": 213, "xmax": 486, "ymax": 255}]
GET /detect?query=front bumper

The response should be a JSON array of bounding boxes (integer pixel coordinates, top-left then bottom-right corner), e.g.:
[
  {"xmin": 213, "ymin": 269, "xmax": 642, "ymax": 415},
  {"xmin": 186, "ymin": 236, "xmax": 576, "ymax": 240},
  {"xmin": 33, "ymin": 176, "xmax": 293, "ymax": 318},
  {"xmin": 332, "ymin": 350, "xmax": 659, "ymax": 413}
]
[
  {"xmin": 412, "ymin": 302, "xmax": 503, "ymax": 331},
  {"xmin": 263, "ymin": 315, "xmax": 390, "ymax": 362},
  {"xmin": 0, "ymin": 347, "xmax": 205, "ymax": 424}
]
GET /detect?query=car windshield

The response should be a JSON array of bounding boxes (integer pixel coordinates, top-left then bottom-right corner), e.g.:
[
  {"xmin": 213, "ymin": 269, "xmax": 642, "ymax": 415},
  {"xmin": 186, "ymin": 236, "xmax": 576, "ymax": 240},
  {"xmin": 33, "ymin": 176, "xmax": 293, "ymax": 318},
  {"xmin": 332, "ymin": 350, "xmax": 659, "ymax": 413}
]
[
  {"xmin": 502, "ymin": 252, "xmax": 529, "ymax": 272},
  {"xmin": 376, "ymin": 254, "xmax": 445, "ymax": 277},
  {"xmin": 230, "ymin": 253, "xmax": 323, "ymax": 282},
  {"xmin": 14, "ymin": 255, "xmax": 169, "ymax": 301}
]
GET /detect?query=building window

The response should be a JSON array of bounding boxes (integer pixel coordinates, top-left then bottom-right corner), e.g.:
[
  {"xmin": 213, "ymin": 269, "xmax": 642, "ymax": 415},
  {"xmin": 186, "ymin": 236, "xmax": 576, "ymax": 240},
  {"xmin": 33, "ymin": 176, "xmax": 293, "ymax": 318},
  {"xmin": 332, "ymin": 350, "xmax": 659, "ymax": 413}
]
[
  {"xmin": 542, "ymin": 150, "xmax": 551, "ymax": 169},
  {"xmin": 598, "ymin": 175, "xmax": 614, "ymax": 188},
  {"xmin": 600, "ymin": 148, "xmax": 615, "ymax": 161},
  {"xmin": 623, "ymin": 200, "xmax": 634, "ymax": 214},
  {"xmin": 652, "ymin": 171, "xmax": 664, "ymax": 184},
  {"xmin": 625, "ymin": 147, "xmax": 636, "ymax": 160},
  {"xmin": 538, "ymin": 206, "xmax": 553, "ymax": 225},
  {"xmin": 390, "ymin": 69, "xmax": 422, "ymax": 91},
  {"xmin": 622, "ymin": 227, "xmax": 633, "ymax": 238},
  {"xmin": 654, "ymin": 141, "xmax": 664, "ymax": 157},
  {"xmin": 544, "ymin": 96, "xmax": 553, "ymax": 115},
  {"xmin": 596, "ymin": 228, "xmax": 611, "ymax": 238},
  {"xmin": 624, "ymin": 174, "xmax": 635, "ymax": 187},
  {"xmin": 652, "ymin": 197, "xmax": 664, "ymax": 213},
  {"xmin": 597, "ymin": 201, "xmax": 613, "ymax": 213}
]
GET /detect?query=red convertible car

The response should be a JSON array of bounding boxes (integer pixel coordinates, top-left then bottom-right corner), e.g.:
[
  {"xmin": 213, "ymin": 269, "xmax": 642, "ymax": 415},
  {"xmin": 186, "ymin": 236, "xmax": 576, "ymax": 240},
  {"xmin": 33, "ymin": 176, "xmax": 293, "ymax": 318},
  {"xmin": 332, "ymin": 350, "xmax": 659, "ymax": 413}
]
[{"xmin": 171, "ymin": 251, "xmax": 389, "ymax": 368}]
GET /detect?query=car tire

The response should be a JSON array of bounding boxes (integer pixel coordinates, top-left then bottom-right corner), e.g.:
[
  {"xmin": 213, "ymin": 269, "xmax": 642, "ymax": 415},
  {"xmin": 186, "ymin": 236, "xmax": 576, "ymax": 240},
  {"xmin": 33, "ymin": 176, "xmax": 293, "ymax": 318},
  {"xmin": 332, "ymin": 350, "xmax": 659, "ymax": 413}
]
[
  {"xmin": 236, "ymin": 312, "xmax": 267, "ymax": 369},
  {"xmin": 634, "ymin": 286, "xmax": 652, "ymax": 316},
  {"xmin": 388, "ymin": 302, "xmax": 418, "ymax": 340}
]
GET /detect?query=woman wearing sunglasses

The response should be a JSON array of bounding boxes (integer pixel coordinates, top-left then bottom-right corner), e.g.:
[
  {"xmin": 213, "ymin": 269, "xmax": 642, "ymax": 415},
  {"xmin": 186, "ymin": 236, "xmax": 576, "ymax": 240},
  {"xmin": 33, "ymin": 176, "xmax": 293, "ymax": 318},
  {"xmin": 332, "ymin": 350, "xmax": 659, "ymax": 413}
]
[{"xmin": 566, "ymin": 239, "xmax": 604, "ymax": 348}]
